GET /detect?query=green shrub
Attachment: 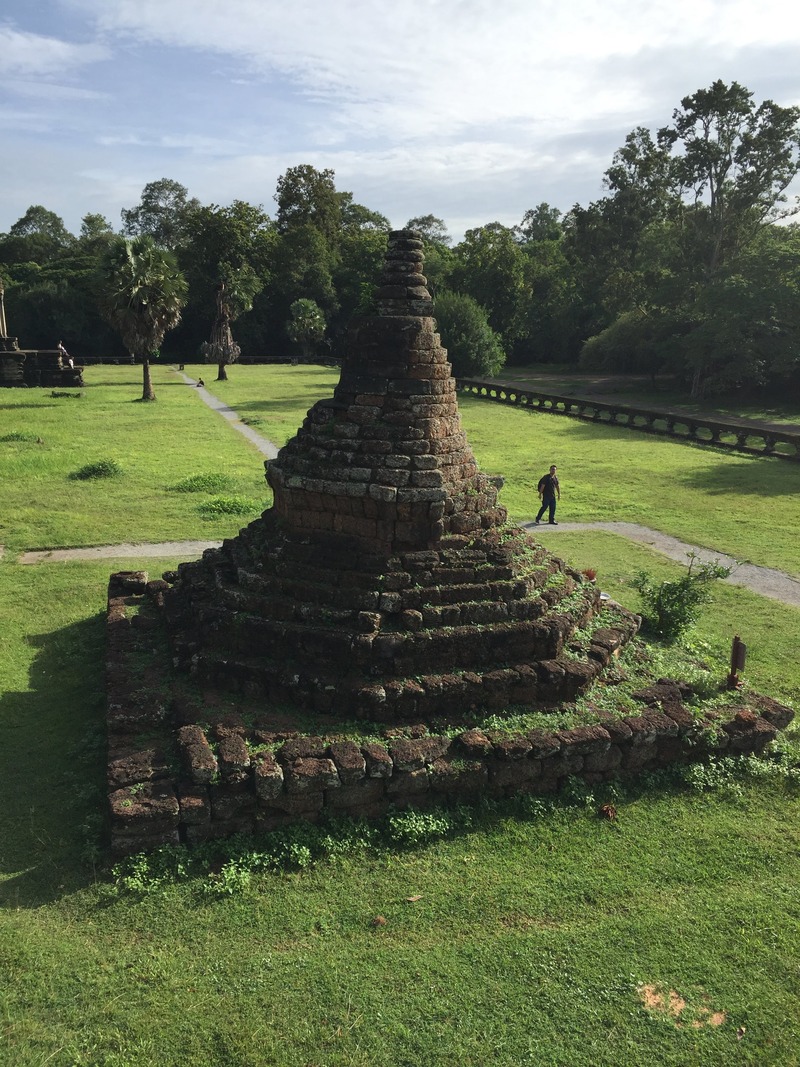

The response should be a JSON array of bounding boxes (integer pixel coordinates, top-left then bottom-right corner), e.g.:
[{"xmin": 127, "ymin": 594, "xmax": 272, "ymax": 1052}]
[
  {"xmin": 197, "ymin": 495, "xmax": 260, "ymax": 518},
  {"xmin": 169, "ymin": 472, "xmax": 234, "ymax": 493},
  {"xmin": 433, "ymin": 289, "xmax": 506, "ymax": 376},
  {"xmin": 69, "ymin": 458, "xmax": 123, "ymax": 480},
  {"xmin": 0, "ymin": 430, "xmax": 39, "ymax": 443},
  {"xmin": 631, "ymin": 553, "xmax": 732, "ymax": 642}
]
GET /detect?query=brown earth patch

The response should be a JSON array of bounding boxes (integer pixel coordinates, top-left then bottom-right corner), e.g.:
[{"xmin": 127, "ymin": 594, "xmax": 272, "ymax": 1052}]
[{"xmin": 638, "ymin": 983, "xmax": 727, "ymax": 1029}]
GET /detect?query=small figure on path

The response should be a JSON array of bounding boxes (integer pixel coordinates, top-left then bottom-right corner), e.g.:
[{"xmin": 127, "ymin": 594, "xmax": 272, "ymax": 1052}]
[
  {"xmin": 196, "ymin": 378, "xmax": 205, "ymax": 387},
  {"xmin": 534, "ymin": 464, "xmax": 560, "ymax": 525}
]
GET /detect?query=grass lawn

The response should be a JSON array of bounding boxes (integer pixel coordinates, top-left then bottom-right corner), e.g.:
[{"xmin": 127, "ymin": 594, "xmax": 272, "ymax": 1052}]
[
  {"xmin": 2, "ymin": 364, "xmax": 800, "ymax": 1066},
  {"xmin": 0, "ymin": 366, "xmax": 272, "ymax": 555}
]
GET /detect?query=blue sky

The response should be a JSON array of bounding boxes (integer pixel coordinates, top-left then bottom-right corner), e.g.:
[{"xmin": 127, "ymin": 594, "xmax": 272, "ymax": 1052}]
[{"xmin": 2, "ymin": 0, "xmax": 800, "ymax": 242}]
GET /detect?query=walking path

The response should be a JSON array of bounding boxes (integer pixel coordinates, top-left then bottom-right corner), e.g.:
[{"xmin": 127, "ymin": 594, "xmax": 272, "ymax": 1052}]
[
  {"xmin": 4, "ymin": 375, "xmax": 799, "ymax": 609},
  {"xmin": 521, "ymin": 522, "xmax": 800, "ymax": 609},
  {"xmin": 178, "ymin": 371, "xmax": 279, "ymax": 458}
]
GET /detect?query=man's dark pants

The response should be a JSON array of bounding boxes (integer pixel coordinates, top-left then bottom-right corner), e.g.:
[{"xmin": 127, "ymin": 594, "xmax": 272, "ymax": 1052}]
[{"xmin": 536, "ymin": 495, "xmax": 557, "ymax": 523}]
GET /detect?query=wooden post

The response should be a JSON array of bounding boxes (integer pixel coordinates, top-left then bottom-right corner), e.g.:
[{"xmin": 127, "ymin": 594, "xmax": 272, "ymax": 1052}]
[{"xmin": 727, "ymin": 634, "xmax": 746, "ymax": 689}]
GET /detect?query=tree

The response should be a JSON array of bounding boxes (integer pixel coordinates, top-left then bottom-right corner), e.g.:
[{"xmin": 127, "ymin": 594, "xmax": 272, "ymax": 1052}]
[
  {"xmin": 121, "ymin": 179, "xmax": 200, "ymax": 249},
  {"xmin": 275, "ymin": 165, "xmax": 341, "ymax": 246},
  {"xmin": 433, "ymin": 290, "xmax": 505, "ymax": 377},
  {"xmin": 200, "ymin": 282, "xmax": 241, "ymax": 381},
  {"xmin": 663, "ymin": 80, "xmax": 800, "ymax": 276},
  {"xmin": 339, "ymin": 193, "xmax": 390, "ymax": 233},
  {"xmin": 97, "ymin": 235, "xmax": 188, "ymax": 401},
  {"xmin": 0, "ymin": 206, "xmax": 75, "ymax": 265},
  {"xmin": 574, "ymin": 81, "xmax": 800, "ymax": 396},
  {"xmin": 405, "ymin": 215, "xmax": 452, "ymax": 246},
  {"xmin": 450, "ymin": 223, "xmax": 526, "ymax": 349},
  {"xmin": 287, "ymin": 298, "xmax": 325, "ymax": 363},
  {"xmin": 515, "ymin": 203, "xmax": 563, "ymax": 243},
  {"xmin": 181, "ymin": 200, "xmax": 275, "ymax": 355}
]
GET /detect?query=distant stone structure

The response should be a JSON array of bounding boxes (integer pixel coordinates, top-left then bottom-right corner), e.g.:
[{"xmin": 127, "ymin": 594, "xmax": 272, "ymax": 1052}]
[
  {"xmin": 0, "ymin": 285, "xmax": 84, "ymax": 388},
  {"xmin": 104, "ymin": 231, "xmax": 793, "ymax": 853}
]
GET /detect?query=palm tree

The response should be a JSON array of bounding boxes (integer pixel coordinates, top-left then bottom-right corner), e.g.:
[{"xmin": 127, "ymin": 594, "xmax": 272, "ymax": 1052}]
[{"xmin": 97, "ymin": 235, "xmax": 188, "ymax": 401}]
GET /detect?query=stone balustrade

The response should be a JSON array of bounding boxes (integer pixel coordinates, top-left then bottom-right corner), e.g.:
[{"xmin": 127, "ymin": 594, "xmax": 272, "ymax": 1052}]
[{"xmin": 457, "ymin": 380, "xmax": 800, "ymax": 461}]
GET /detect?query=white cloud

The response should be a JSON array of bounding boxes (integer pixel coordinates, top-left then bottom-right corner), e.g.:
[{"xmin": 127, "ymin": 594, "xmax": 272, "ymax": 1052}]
[
  {"xmin": 70, "ymin": 0, "xmax": 800, "ymax": 143},
  {"xmin": 0, "ymin": 24, "xmax": 108, "ymax": 78}
]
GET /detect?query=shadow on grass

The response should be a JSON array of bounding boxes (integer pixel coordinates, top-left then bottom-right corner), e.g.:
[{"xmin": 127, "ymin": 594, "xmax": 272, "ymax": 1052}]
[
  {"xmin": 0, "ymin": 613, "xmax": 108, "ymax": 909},
  {"xmin": 229, "ymin": 390, "xmax": 332, "ymax": 417},
  {"xmin": 0, "ymin": 401, "xmax": 58, "ymax": 410},
  {"xmin": 677, "ymin": 457, "xmax": 800, "ymax": 496}
]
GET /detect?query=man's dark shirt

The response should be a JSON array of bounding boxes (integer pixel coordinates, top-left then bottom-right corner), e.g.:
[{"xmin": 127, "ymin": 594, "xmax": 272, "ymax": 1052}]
[{"xmin": 538, "ymin": 473, "xmax": 559, "ymax": 498}]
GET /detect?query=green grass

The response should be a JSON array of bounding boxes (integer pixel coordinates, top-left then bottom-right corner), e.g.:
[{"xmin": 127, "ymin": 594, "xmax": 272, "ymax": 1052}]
[
  {"xmin": 2, "ymin": 363, "xmax": 800, "ymax": 1066},
  {"xmin": 0, "ymin": 365, "xmax": 272, "ymax": 554}
]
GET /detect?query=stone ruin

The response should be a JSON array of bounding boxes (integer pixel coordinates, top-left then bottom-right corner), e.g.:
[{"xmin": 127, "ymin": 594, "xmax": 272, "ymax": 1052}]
[
  {"xmin": 0, "ymin": 285, "xmax": 84, "ymax": 388},
  {"xmin": 105, "ymin": 231, "xmax": 794, "ymax": 853}
]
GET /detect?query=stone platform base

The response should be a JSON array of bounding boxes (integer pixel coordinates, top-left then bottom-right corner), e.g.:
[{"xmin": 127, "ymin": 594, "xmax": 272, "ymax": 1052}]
[{"xmin": 106, "ymin": 571, "xmax": 794, "ymax": 855}]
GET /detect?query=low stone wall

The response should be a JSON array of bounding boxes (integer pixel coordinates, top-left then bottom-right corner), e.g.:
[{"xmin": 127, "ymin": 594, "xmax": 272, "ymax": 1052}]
[
  {"xmin": 0, "ymin": 349, "xmax": 84, "ymax": 388},
  {"xmin": 106, "ymin": 571, "xmax": 794, "ymax": 855},
  {"xmin": 457, "ymin": 381, "xmax": 800, "ymax": 461}
]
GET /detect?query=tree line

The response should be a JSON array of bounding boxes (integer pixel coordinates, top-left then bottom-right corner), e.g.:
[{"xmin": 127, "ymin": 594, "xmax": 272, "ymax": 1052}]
[{"xmin": 2, "ymin": 80, "xmax": 799, "ymax": 399}]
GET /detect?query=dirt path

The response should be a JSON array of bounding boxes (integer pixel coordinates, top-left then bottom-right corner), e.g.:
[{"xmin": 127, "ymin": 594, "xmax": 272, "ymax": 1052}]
[{"xmin": 17, "ymin": 540, "xmax": 221, "ymax": 564}]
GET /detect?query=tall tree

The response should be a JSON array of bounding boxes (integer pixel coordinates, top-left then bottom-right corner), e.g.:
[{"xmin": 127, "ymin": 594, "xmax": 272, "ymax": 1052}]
[
  {"xmin": 663, "ymin": 80, "xmax": 800, "ymax": 276},
  {"xmin": 200, "ymin": 282, "xmax": 241, "ymax": 382},
  {"xmin": 575, "ymin": 81, "xmax": 800, "ymax": 396},
  {"xmin": 275, "ymin": 165, "xmax": 341, "ymax": 246},
  {"xmin": 97, "ymin": 235, "xmax": 188, "ymax": 401},
  {"xmin": 181, "ymin": 200, "xmax": 275, "ymax": 354},
  {"xmin": 0, "ymin": 206, "xmax": 75, "ymax": 265},
  {"xmin": 405, "ymin": 214, "xmax": 452, "ymax": 246},
  {"xmin": 121, "ymin": 179, "xmax": 200, "ymax": 249},
  {"xmin": 450, "ymin": 223, "xmax": 526, "ymax": 349}
]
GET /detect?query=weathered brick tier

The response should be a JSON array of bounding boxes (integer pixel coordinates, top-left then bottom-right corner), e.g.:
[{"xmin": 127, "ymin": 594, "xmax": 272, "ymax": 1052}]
[{"xmin": 106, "ymin": 572, "xmax": 795, "ymax": 854}]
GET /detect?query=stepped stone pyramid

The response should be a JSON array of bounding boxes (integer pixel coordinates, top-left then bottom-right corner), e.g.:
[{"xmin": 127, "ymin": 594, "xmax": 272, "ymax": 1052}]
[{"xmin": 161, "ymin": 231, "xmax": 639, "ymax": 721}]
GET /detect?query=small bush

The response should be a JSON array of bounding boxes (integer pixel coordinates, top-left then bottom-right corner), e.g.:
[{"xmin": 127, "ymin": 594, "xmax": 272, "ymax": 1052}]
[
  {"xmin": 197, "ymin": 495, "xmax": 260, "ymax": 518},
  {"xmin": 385, "ymin": 808, "xmax": 458, "ymax": 846},
  {"xmin": 631, "ymin": 553, "xmax": 731, "ymax": 642},
  {"xmin": 169, "ymin": 472, "xmax": 234, "ymax": 493},
  {"xmin": 0, "ymin": 430, "xmax": 39, "ymax": 443},
  {"xmin": 69, "ymin": 458, "xmax": 123, "ymax": 480},
  {"xmin": 51, "ymin": 390, "xmax": 84, "ymax": 399}
]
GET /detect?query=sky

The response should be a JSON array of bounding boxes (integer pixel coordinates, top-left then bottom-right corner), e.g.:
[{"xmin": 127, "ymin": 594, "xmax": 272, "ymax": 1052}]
[{"xmin": 2, "ymin": 0, "xmax": 800, "ymax": 243}]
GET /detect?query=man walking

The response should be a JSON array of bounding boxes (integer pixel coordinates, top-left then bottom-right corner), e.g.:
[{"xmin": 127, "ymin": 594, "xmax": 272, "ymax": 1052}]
[{"xmin": 534, "ymin": 464, "xmax": 560, "ymax": 525}]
